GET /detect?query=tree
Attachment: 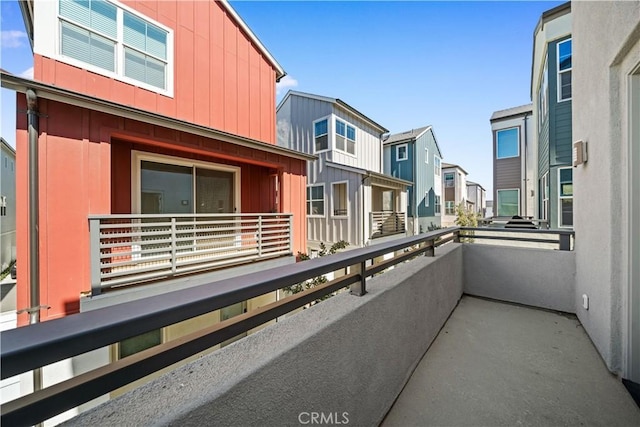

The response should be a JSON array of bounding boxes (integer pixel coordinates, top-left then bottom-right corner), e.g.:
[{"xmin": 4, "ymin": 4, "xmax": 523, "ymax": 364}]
[
  {"xmin": 454, "ymin": 203, "xmax": 480, "ymax": 242},
  {"xmin": 282, "ymin": 241, "xmax": 349, "ymax": 305}
]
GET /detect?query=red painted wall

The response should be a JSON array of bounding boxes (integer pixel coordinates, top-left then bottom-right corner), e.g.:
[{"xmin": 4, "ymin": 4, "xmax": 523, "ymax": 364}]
[
  {"xmin": 15, "ymin": 96, "xmax": 306, "ymax": 326},
  {"xmin": 33, "ymin": 0, "xmax": 277, "ymax": 143}
]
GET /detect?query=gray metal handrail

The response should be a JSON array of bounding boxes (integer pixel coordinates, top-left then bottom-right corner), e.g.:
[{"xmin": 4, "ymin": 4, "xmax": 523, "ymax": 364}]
[
  {"xmin": 459, "ymin": 227, "xmax": 575, "ymax": 250},
  {"xmin": 0, "ymin": 226, "xmax": 575, "ymax": 425}
]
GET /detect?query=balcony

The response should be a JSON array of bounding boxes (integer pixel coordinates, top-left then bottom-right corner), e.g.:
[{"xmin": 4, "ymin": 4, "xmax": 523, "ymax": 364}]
[
  {"xmin": 89, "ymin": 213, "xmax": 293, "ymax": 294},
  {"xmin": 2, "ymin": 228, "xmax": 639, "ymax": 426},
  {"xmin": 370, "ymin": 211, "xmax": 406, "ymax": 238}
]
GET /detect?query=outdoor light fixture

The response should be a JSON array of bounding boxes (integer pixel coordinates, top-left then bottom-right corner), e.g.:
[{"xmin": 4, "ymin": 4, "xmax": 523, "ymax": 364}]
[{"xmin": 573, "ymin": 140, "xmax": 588, "ymax": 167}]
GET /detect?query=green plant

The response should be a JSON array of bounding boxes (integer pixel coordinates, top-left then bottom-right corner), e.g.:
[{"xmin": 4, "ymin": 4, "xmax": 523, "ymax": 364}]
[
  {"xmin": 454, "ymin": 203, "xmax": 480, "ymax": 241},
  {"xmin": 282, "ymin": 241, "xmax": 349, "ymax": 305}
]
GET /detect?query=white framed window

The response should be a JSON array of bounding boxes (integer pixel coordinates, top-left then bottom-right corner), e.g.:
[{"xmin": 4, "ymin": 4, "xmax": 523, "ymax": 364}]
[
  {"xmin": 558, "ymin": 167, "xmax": 573, "ymax": 227},
  {"xmin": 445, "ymin": 201, "xmax": 455, "ymax": 215},
  {"xmin": 425, "ymin": 147, "xmax": 429, "ymax": 164},
  {"xmin": 332, "ymin": 182, "xmax": 348, "ymax": 217},
  {"xmin": 538, "ymin": 58, "xmax": 548, "ymax": 128},
  {"xmin": 314, "ymin": 118, "xmax": 329, "ymax": 153},
  {"xmin": 540, "ymin": 172, "xmax": 549, "ymax": 221},
  {"xmin": 55, "ymin": 0, "xmax": 174, "ymax": 95},
  {"xmin": 396, "ymin": 144, "xmax": 408, "ymax": 161},
  {"xmin": 497, "ymin": 189, "xmax": 519, "ymax": 217},
  {"xmin": 434, "ymin": 156, "xmax": 441, "ymax": 176},
  {"xmin": 444, "ymin": 172, "xmax": 455, "ymax": 188},
  {"xmin": 435, "ymin": 195, "xmax": 441, "ymax": 215},
  {"xmin": 424, "ymin": 191, "xmax": 429, "ymax": 207},
  {"xmin": 307, "ymin": 184, "xmax": 325, "ymax": 217},
  {"xmin": 496, "ymin": 127, "xmax": 519, "ymax": 159},
  {"xmin": 335, "ymin": 118, "xmax": 356, "ymax": 156},
  {"xmin": 557, "ymin": 39, "xmax": 572, "ymax": 102}
]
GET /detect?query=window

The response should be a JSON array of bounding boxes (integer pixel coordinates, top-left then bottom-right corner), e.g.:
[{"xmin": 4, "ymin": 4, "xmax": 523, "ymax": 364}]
[
  {"xmin": 307, "ymin": 184, "xmax": 325, "ymax": 216},
  {"xmin": 497, "ymin": 189, "xmax": 519, "ymax": 217},
  {"xmin": 434, "ymin": 156, "xmax": 441, "ymax": 176},
  {"xmin": 424, "ymin": 191, "xmax": 429, "ymax": 207},
  {"xmin": 558, "ymin": 168, "xmax": 573, "ymax": 227},
  {"xmin": 557, "ymin": 39, "xmax": 572, "ymax": 101},
  {"xmin": 540, "ymin": 173, "xmax": 549, "ymax": 221},
  {"xmin": 435, "ymin": 195, "xmax": 441, "ymax": 214},
  {"xmin": 0, "ymin": 196, "xmax": 6, "ymax": 216},
  {"xmin": 445, "ymin": 201, "xmax": 455, "ymax": 215},
  {"xmin": 496, "ymin": 128, "xmax": 519, "ymax": 159},
  {"xmin": 425, "ymin": 147, "xmax": 429, "ymax": 164},
  {"xmin": 332, "ymin": 182, "xmax": 347, "ymax": 217},
  {"xmin": 119, "ymin": 329, "xmax": 161, "ymax": 359},
  {"xmin": 58, "ymin": 0, "xmax": 171, "ymax": 92},
  {"xmin": 444, "ymin": 172, "xmax": 455, "ymax": 188},
  {"xmin": 335, "ymin": 119, "xmax": 356, "ymax": 155},
  {"xmin": 396, "ymin": 144, "xmax": 408, "ymax": 161},
  {"xmin": 538, "ymin": 58, "xmax": 548, "ymax": 128},
  {"xmin": 314, "ymin": 119, "xmax": 328, "ymax": 152}
]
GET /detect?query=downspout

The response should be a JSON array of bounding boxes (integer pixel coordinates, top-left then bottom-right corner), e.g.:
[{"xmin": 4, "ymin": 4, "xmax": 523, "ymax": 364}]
[
  {"xmin": 362, "ymin": 173, "xmax": 370, "ymax": 247},
  {"xmin": 413, "ymin": 142, "xmax": 418, "ymax": 235},
  {"xmin": 26, "ymin": 88, "xmax": 43, "ymax": 405},
  {"xmin": 523, "ymin": 112, "xmax": 529, "ymax": 217}
]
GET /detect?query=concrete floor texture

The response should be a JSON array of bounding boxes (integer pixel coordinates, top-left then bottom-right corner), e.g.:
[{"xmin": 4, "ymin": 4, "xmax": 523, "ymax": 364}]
[{"xmin": 382, "ymin": 296, "xmax": 640, "ymax": 427}]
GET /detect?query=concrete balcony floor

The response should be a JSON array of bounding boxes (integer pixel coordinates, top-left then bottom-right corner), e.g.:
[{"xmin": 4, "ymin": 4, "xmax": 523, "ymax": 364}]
[{"xmin": 382, "ymin": 295, "xmax": 640, "ymax": 426}]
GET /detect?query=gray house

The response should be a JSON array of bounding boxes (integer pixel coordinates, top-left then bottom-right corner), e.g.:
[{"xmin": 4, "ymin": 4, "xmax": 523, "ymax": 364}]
[
  {"xmin": 276, "ymin": 91, "xmax": 409, "ymax": 251},
  {"xmin": 1, "ymin": 137, "xmax": 16, "ymax": 272},
  {"xmin": 383, "ymin": 126, "xmax": 443, "ymax": 235},
  {"xmin": 531, "ymin": 2, "xmax": 573, "ymax": 228}
]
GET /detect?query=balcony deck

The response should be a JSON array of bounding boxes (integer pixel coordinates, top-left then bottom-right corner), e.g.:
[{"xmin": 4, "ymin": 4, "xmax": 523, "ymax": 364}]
[{"xmin": 383, "ymin": 295, "xmax": 640, "ymax": 426}]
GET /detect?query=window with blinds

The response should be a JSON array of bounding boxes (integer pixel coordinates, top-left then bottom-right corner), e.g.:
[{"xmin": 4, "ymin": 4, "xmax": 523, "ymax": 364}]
[{"xmin": 58, "ymin": 0, "xmax": 170, "ymax": 91}]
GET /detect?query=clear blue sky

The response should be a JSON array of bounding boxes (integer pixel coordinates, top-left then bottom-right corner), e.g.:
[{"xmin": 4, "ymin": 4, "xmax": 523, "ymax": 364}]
[{"xmin": 1, "ymin": 0, "xmax": 564, "ymax": 197}]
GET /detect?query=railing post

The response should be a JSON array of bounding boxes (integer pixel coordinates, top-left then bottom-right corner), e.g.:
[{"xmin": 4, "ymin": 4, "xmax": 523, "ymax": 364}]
[
  {"xmin": 425, "ymin": 239, "xmax": 435, "ymax": 257},
  {"xmin": 258, "ymin": 216, "xmax": 262, "ymax": 257},
  {"xmin": 89, "ymin": 218, "xmax": 102, "ymax": 296},
  {"xmin": 454, "ymin": 229, "xmax": 461, "ymax": 243},
  {"xmin": 171, "ymin": 217, "xmax": 177, "ymax": 274},
  {"xmin": 559, "ymin": 233, "xmax": 571, "ymax": 251},
  {"xmin": 350, "ymin": 260, "xmax": 367, "ymax": 296}
]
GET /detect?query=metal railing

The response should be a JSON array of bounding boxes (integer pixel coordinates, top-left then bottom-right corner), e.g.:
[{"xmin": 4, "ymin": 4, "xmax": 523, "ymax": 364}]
[
  {"xmin": 459, "ymin": 227, "xmax": 574, "ymax": 250},
  {"xmin": 89, "ymin": 213, "xmax": 293, "ymax": 294},
  {"xmin": 478, "ymin": 217, "xmax": 550, "ymax": 229},
  {"xmin": 370, "ymin": 211, "xmax": 406, "ymax": 238},
  {"xmin": 0, "ymin": 227, "xmax": 575, "ymax": 426}
]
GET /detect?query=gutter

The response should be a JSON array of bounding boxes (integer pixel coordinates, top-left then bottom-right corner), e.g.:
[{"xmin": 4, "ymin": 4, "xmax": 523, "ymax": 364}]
[{"xmin": 1, "ymin": 72, "xmax": 315, "ymax": 163}]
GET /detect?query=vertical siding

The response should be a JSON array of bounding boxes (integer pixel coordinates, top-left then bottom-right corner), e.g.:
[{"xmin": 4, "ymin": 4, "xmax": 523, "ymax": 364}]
[
  {"xmin": 34, "ymin": 1, "xmax": 278, "ymax": 143},
  {"xmin": 386, "ymin": 141, "xmax": 414, "ymax": 215}
]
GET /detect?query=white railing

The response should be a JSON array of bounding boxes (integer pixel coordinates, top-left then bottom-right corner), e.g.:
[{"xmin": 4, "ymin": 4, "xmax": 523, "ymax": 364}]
[
  {"xmin": 370, "ymin": 211, "xmax": 406, "ymax": 238},
  {"xmin": 89, "ymin": 213, "xmax": 293, "ymax": 294}
]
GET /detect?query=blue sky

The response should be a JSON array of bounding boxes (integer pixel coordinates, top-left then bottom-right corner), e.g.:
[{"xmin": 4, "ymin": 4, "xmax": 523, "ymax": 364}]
[{"xmin": 0, "ymin": 0, "xmax": 564, "ymax": 197}]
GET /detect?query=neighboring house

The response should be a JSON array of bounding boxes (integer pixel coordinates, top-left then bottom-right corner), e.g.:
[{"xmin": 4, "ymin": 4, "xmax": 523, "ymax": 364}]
[
  {"xmin": 466, "ymin": 180, "xmax": 486, "ymax": 217},
  {"xmin": 4, "ymin": 0, "xmax": 311, "ymax": 419},
  {"xmin": 276, "ymin": 90, "xmax": 410, "ymax": 250},
  {"xmin": 0, "ymin": 138, "xmax": 16, "ymax": 272},
  {"xmin": 531, "ymin": 2, "xmax": 573, "ymax": 228},
  {"xmin": 383, "ymin": 126, "xmax": 443, "ymax": 235},
  {"xmin": 490, "ymin": 104, "xmax": 535, "ymax": 219},
  {"xmin": 572, "ymin": 0, "xmax": 640, "ymax": 395},
  {"xmin": 485, "ymin": 200, "xmax": 494, "ymax": 218},
  {"xmin": 441, "ymin": 163, "xmax": 468, "ymax": 226}
]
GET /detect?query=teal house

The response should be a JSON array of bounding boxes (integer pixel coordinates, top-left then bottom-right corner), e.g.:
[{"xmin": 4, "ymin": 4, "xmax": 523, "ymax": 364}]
[{"xmin": 383, "ymin": 126, "xmax": 443, "ymax": 234}]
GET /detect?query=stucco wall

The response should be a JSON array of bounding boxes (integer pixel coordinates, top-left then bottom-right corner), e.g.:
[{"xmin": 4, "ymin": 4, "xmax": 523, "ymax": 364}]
[
  {"xmin": 572, "ymin": 1, "xmax": 640, "ymax": 374},
  {"xmin": 68, "ymin": 244, "xmax": 464, "ymax": 426},
  {"xmin": 462, "ymin": 244, "xmax": 575, "ymax": 313}
]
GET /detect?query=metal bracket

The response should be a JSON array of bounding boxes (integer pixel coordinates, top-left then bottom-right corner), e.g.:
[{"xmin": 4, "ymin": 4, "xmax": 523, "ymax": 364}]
[{"xmin": 17, "ymin": 305, "xmax": 50, "ymax": 315}]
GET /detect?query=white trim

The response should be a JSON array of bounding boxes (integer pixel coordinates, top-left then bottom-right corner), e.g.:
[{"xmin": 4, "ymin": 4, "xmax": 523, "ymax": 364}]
[
  {"xmin": 424, "ymin": 190, "xmax": 429, "ymax": 208},
  {"xmin": 434, "ymin": 195, "xmax": 441, "ymax": 216},
  {"xmin": 540, "ymin": 172, "xmax": 549, "ymax": 221},
  {"xmin": 557, "ymin": 38, "xmax": 572, "ymax": 103},
  {"xmin": 42, "ymin": 0, "xmax": 175, "ymax": 97},
  {"xmin": 312, "ymin": 116, "xmax": 331, "ymax": 155},
  {"xmin": 496, "ymin": 188, "xmax": 520, "ymax": 217},
  {"xmin": 557, "ymin": 166, "xmax": 573, "ymax": 228},
  {"xmin": 496, "ymin": 127, "xmax": 520, "ymax": 159},
  {"xmin": 434, "ymin": 155, "xmax": 441, "ymax": 176},
  {"xmin": 131, "ymin": 151, "xmax": 241, "ymax": 214},
  {"xmin": 331, "ymin": 181, "xmax": 349, "ymax": 218},
  {"xmin": 425, "ymin": 147, "xmax": 429, "ymax": 164},
  {"xmin": 396, "ymin": 143, "xmax": 408, "ymax": 161},
  {"xmin": 306, "ymin": 183, "xmax": 326, "ymax": 218}
]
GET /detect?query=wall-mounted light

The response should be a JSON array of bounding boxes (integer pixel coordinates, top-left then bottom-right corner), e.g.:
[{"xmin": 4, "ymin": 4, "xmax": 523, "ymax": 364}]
[{"xmin": 573, "ymin": 140, "xmax": 588, "ymax": 167}]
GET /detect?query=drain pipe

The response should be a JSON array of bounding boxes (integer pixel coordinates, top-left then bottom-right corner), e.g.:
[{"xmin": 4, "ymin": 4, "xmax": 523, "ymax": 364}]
[
  {"xmin": 26, "ymin": 88, "xmax": 43, "ymax": 403},
  {"xmin": 523, "ymin": 111, "xmax": 529, "ymax": 218}
]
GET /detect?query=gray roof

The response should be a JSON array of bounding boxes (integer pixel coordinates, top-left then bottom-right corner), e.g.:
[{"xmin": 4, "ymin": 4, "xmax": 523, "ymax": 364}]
[
  {"xmin": 490, "ymin": 104, "xmax": 533, "ymax": 122},
  {"xmin": 466, "ymin": 180, "xmax": 485, "ymax": 190},
  {"xmin": 442, "ymin": 162, "xmax": 469, "ymax": 175},
  {"xmin": 383, "ymin": 126, "xmax": 431, "ymax": 145}
]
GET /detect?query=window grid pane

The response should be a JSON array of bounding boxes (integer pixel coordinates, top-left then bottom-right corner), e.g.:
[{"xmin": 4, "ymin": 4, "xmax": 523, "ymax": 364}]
[
  {"xmin": 497, "ymin": 190, "xmax": 519, "ymax": 217},
  {"xmin": 496, "ymin": 128, "xmax": 519, "ymax": 158}
]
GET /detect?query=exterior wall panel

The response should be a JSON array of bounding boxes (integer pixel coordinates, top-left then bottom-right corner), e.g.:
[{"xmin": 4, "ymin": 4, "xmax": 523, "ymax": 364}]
[{"xmin": 32, "ymin": 0, "xmax": 278, "ymax": 143}]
